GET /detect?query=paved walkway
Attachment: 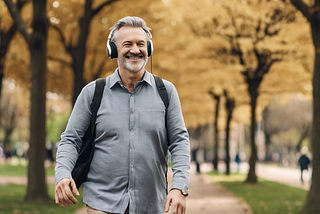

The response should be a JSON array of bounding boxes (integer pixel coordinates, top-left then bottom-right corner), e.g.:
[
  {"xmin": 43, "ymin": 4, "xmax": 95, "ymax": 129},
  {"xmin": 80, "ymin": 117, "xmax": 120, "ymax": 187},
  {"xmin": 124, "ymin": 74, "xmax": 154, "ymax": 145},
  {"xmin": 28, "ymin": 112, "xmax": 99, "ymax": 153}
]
[
  {"xmin": 256, "ymin": 162, "xmax": 311, "ymax": 190},
  {"xmin": 183, "ymin": 165, "xmax": 252, "ymax": 214},
  {"xmin": 200, "ymin": 161, "xmax": 311, "ymax": 190}
]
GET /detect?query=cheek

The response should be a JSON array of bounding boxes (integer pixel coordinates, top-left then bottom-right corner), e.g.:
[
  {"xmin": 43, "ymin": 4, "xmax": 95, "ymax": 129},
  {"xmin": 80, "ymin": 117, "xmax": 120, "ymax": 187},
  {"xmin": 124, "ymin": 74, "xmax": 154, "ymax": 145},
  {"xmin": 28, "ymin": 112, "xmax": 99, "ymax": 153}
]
[{"xmin": 141, "ymin": 47, "xmax": 148, "ymax": 56}]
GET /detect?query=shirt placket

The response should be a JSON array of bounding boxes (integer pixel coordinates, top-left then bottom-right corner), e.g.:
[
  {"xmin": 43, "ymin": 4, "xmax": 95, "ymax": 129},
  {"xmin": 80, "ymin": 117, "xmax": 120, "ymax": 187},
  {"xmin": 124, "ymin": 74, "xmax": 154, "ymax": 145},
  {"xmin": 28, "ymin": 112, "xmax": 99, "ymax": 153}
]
[{"xmin": 128, "ymin": 93, "xmax": 135, "ymax": 193}]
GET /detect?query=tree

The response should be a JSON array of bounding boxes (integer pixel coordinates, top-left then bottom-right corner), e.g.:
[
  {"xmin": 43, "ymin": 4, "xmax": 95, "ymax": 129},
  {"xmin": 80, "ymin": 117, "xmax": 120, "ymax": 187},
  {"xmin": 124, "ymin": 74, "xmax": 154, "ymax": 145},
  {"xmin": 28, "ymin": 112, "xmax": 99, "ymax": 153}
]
[
  {"xmin": 217, "ymin": 1, "xmax": 303, "ymax": 182},
  {"xmin": 224, "ymin": 90, "xmax": 235, "ymax": 175},
  {"xmin": 4, "ymin": 0, "xmax": 50, "ymax": 201},
  {"xmin": 50, "ymin": 0, "xmax": 118, "ymax": 105},
  {"xmin": 208, "ymin": 89, "xmax": 221, "ymax": 171},
  {"xmin": 287, "ymin": 1, "xmax": 320, "ymax": 211}
]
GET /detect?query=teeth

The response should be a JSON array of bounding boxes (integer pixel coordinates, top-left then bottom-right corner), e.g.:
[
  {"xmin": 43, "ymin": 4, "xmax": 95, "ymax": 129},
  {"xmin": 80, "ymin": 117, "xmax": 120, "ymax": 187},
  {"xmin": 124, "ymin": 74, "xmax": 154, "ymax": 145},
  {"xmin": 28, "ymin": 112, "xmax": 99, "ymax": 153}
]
[{"xmin": 129, "ymin": 56, "xmax": 140, "ymax": 59}]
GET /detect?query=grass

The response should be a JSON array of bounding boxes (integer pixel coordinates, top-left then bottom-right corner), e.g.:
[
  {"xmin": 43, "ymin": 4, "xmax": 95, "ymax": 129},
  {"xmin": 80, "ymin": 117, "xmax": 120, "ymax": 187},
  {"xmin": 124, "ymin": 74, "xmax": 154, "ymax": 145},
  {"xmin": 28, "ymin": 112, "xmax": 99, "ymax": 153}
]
[
  {"xmin": 0, "ymin": 163, "xmax": 85, "ymax": 214},
  {"xmin": 0, "ymin": 163, "xmax": 55, "ymax": 177},
  {"xmin": 207, "ymin": 171, "xmax": 308, "ymax": 214},
  {"xmin": 0, "ymin": 184, "xmax": 85, "ymax": 214}
]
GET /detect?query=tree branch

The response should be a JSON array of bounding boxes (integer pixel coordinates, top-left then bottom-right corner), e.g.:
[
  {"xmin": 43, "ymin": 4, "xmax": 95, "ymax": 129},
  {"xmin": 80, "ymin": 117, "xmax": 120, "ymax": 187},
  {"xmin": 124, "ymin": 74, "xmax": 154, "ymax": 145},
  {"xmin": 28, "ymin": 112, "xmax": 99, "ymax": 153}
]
[
  {"xmin": 91, "ymin": 0, "xmax": 119, "ymax": 17},
  {"xmin": 290, "ymin": 0, "xmax": 312, "ymax": 22},
  {"xmin": 47, "ymin": 55, "xmax": 70, "ymax": 67},
  {"xmin": 50, "ymin": 24, "xmax": 71, "ymax": 52},
  {"xmin": 3, "ymin": 0, "xmax": 31, "ymax": 43}
]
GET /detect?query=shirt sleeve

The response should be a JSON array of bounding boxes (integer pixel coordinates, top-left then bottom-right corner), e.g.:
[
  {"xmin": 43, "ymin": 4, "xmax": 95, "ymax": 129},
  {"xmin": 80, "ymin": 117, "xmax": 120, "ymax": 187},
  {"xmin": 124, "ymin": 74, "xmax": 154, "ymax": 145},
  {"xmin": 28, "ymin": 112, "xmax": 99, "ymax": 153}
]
[
  {"xmin": 164, "ymin": 81, "xmax": 191, "ymax": 191},
  {"xmin": 54, "ymin": 82, "xmax": 95, "ymax": 186}
]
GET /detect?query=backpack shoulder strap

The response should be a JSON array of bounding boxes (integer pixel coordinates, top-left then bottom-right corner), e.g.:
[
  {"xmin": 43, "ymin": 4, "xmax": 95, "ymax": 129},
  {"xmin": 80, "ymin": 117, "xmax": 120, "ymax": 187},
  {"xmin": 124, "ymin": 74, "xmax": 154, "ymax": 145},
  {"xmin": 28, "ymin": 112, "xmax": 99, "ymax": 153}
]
[
  {"xmin": 90, "ymin": 78, "xmax": 106, "ymax": 134},
  {"xmin": 153, "ymin": 75, "xmax": 169, "ymax": 109}
]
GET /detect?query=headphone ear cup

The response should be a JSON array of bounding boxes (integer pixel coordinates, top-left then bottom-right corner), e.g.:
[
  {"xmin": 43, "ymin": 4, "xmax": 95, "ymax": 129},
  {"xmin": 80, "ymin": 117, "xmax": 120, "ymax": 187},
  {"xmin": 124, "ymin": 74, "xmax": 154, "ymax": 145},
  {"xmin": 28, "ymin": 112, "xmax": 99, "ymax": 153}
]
[
  {"xmin": 147, "ymin": 40, "xmax": 153, "ymax": 57},
  {"xmin": 106, "ymin": 40, "xmax": 118, "ymax": 59}
]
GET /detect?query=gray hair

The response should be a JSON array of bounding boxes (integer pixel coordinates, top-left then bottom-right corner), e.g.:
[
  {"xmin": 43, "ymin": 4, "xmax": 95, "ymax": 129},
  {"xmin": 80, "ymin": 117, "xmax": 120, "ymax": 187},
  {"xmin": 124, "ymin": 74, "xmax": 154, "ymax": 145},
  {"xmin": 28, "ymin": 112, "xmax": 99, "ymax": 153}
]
[{"xmin": 109, "ymin": 16, "xmax": 152, "ymax": 43}]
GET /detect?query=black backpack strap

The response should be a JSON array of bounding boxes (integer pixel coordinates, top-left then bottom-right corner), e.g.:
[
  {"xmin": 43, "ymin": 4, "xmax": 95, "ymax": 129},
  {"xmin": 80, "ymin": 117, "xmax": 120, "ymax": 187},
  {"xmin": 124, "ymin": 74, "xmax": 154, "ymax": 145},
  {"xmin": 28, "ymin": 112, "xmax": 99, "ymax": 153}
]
[
  {"xmin": 153, "ymin": 75, "xmax": 169, "ymax": 109},
  {"xmin": 90, "ymin": 78, "xmax": 106, "ymax": 135}
]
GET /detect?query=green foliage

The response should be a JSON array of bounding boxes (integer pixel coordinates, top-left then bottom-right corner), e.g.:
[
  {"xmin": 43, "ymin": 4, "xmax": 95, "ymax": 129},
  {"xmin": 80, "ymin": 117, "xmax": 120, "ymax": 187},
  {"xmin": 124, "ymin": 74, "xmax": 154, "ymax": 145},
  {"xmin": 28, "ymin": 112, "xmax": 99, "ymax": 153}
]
[
  {"xmin": 207, "ymin": 172, "xmax": 308, "ymax": 214},
  {"xmin": 0, "ymin": 184, "xmax": 84, "ymax": 214},
  {"xmin": 46, "ymin": 112, "xmax": 69, "ymax": 143}
]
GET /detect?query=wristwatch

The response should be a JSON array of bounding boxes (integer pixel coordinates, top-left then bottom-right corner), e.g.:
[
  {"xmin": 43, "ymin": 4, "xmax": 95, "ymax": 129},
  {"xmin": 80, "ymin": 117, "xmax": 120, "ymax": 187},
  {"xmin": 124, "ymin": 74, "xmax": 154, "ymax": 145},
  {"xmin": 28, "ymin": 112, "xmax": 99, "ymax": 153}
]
[{"xmin": 181, "ymin": 189, "xmax": 189, "ymax": 197}]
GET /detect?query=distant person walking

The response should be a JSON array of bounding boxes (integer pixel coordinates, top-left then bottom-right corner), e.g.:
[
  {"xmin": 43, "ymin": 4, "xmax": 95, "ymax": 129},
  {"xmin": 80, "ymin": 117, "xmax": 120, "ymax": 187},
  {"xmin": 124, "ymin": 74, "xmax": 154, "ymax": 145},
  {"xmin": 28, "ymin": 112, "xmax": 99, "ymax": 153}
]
[{"xmin": 298, "ymin": 146, "xmax": 311, "ymax": 183}]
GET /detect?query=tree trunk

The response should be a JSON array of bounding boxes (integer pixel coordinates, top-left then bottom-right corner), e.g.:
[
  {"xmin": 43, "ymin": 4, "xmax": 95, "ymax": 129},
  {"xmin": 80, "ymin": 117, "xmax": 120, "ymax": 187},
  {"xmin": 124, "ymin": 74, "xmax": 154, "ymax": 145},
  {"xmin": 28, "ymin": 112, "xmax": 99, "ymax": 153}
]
[
  {"xmin": 72, "ymin": 53, "xmax": 86, "ymax": 106},
  {"xmin": 289, "ymin": 0, "xmax": 320, "ymax": 212},
  {"xmin": 71, "ymin": 0, "xmax": 92, "ymax": 106},
  {"xmin": 302, "ymin": 49, "xmax": 320, "ymax": 214},
  {"xmin": 213, "ymin": 95, "xmax": 220, "ymax": 171},
  {"xmin": 246, "ymin": 87, "xmax": 258, "ymax": 183},
  {"xmin": 24, "ymin": 0, "xmax": 50, "ymax": 202},
  {"xmin": 264, "ymin": 134, "xmax": 272, "ymax": 161},
  {"xmin": 225, "ymin": 110, "xmax": 231, "ymax": 175},
  {"xmin": 3, "ymin": 129, "xmax": 13, "ymax": 149}
]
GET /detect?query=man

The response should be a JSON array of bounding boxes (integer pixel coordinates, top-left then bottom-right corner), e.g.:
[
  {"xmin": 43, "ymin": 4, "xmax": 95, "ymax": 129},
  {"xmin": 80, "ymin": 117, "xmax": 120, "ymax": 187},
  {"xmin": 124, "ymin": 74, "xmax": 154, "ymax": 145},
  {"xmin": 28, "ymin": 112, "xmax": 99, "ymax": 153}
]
[{"xmin": 55, "ymin": 16, "xmax": 190, "ymax": 214}]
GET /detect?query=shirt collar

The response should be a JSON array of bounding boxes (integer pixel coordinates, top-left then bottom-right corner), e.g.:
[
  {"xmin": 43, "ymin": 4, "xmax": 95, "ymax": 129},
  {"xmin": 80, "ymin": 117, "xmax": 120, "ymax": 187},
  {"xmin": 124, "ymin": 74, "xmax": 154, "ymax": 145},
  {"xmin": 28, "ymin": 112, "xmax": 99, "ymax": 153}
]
[{"xmin": 109, "ymin": 68, "xmax": 153, "ymax": 89}]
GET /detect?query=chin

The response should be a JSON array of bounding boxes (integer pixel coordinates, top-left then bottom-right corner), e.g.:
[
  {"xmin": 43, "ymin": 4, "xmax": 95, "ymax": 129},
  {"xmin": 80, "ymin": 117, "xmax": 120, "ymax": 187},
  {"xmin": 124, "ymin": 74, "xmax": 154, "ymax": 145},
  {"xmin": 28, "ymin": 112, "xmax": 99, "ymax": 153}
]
[{"xmin": 127, "ymin": 63, "xmax": 147, "ymax": 73}]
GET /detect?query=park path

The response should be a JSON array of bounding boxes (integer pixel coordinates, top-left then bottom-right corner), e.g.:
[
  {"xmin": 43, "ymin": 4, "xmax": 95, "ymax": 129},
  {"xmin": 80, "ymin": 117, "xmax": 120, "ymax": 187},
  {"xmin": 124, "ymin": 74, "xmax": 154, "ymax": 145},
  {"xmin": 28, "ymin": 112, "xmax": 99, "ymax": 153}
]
[
  {"xmin": 199, "ymin": 161, "xmax": 311, "ymax": 190},
  {"xmin": 256, "ymin": 162, "xmax": 311, "ymax": 190}
]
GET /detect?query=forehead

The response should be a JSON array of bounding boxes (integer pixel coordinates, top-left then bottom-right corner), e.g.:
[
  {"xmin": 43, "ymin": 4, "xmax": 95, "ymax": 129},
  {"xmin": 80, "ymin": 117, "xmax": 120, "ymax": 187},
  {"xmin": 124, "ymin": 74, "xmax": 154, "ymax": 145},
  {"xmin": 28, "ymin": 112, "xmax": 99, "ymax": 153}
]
[{"xmin": 117, "ymin": 26, "xmax": 148, "ymax": 42}]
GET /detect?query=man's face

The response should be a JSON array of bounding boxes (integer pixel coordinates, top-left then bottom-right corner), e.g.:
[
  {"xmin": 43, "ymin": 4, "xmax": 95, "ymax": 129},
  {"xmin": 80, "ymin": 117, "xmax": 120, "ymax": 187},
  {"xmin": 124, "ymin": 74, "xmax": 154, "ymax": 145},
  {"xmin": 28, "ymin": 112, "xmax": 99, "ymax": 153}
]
[{"xmin": 116, "ymin": 26, "xmax": 148, "ymax": 73}]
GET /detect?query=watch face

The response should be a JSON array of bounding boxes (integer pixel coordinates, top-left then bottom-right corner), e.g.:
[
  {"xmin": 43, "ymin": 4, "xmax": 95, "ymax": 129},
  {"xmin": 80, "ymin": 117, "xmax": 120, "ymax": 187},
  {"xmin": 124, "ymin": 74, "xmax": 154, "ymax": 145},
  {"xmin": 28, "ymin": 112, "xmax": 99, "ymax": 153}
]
[{"xmin": 181, "ymin": 189, "xmax": 189, "ymax": 196}]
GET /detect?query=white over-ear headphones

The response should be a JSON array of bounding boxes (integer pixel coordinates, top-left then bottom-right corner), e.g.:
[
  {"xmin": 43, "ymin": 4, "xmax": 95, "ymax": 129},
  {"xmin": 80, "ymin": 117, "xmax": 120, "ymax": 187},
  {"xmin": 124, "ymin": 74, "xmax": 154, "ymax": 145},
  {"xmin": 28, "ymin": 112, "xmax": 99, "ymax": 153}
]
[{"xmin": 106, "ymin": 28, "xmax": 154, "ymax": 59}]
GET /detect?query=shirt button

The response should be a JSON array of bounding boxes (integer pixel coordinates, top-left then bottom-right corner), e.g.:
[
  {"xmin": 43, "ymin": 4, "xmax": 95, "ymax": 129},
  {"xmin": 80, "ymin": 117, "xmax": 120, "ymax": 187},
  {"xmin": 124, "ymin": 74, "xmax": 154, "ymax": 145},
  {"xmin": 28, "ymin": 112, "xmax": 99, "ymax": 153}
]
[
  {"xmin": 130, "ymin": 146, "xmax": 134, "ymax": 149},
  {"xmin": 130, "ymin": 110, "xmax": 134, "ymax": 114},
  {"xmin": 130, "ymin": 165, "xmax": 134, "ymax": 168}
]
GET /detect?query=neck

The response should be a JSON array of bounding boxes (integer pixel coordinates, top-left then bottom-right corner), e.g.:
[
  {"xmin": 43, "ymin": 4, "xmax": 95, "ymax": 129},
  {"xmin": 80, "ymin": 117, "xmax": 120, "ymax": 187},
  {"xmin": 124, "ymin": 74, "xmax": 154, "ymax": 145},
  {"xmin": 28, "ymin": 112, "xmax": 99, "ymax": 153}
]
[{"xmin": 118, "ymin": 68, "xmax": 145, "ymax": 93}]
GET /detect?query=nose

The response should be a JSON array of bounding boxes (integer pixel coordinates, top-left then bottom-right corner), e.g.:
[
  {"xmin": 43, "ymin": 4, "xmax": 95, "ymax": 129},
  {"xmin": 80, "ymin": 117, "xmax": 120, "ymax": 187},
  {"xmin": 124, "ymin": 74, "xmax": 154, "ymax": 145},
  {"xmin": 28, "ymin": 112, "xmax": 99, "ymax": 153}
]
[{"xmin": 130, "ymin": 44, "xmax": 140, "ymax": 54}]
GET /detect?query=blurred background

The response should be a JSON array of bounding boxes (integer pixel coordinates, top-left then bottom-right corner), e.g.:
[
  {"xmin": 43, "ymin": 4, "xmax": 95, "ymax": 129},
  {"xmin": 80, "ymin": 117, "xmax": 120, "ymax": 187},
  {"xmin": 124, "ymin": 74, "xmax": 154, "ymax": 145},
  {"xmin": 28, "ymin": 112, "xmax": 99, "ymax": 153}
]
[{"xmin": 0, "ymin": 0, "xmax": 318, "ymax": 213}]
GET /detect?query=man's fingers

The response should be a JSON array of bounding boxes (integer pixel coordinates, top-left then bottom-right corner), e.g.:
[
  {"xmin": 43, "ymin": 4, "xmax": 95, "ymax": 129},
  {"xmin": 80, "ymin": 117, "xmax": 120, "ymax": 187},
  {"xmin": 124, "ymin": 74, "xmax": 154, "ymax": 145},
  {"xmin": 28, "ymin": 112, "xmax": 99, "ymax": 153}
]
[
  {"xmin": 165, "ymin": 198, "xmax": 171, "ymax": 212},
  {"xmin": 56, "ymin": 188, "xmax": 71, "ymax": 207},
  {"xmin": 171, "ymin": 202, "xmax": 178, "ymax": 214},
  {"xmin": 64, "ymin": 184, "xmax": 78, "ymax": 204},
  {"xmin": 55, "ymin": 189, "xmax": 59, "ymax": 204},
  {"xmin": 55, "ymin": 178, "xmax": 79, "ymax": 207},
  {"xmin": 181, "ymin": 205, "xmax": 186, "ymax": 214},
  {"xmin": 70, "ymin": 180, "xmax": 80, "ymax": 196}
]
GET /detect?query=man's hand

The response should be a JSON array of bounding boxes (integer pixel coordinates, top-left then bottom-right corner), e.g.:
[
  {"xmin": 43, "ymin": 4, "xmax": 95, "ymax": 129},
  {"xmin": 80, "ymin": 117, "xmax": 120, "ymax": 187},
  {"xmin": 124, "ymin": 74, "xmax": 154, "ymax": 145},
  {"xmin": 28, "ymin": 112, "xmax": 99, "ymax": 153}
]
[
  {"xmin": 55, "ymin": 178, "xmax": 80, "ymax": 207},
  {"xmin": 165, "ymin": 189, "xmax": 186, "ymax": 214}
]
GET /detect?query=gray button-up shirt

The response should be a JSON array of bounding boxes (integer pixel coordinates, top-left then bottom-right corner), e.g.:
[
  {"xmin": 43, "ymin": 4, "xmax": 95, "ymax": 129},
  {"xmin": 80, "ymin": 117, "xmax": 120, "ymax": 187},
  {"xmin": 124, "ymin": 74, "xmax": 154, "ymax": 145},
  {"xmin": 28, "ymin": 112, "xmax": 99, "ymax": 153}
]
[{"xmin": 55, "ymin": 70, "xmax": 190, "ymax": 214}]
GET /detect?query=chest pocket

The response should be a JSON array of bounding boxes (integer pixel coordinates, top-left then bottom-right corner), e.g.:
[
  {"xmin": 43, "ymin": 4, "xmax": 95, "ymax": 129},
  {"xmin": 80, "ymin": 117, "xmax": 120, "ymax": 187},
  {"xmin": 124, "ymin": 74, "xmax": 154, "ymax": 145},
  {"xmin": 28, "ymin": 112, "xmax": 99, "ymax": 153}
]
[{"xmin": 139, "ymin": 110, "xmax": 166, "ymax": 133}]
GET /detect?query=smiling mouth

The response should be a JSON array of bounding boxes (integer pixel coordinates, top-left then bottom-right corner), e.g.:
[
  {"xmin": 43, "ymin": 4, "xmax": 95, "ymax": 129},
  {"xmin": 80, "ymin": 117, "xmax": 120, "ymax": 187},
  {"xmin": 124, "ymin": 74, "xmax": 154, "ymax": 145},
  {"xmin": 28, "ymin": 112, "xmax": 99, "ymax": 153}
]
[{"xmin": 125, "ymin": 54, "xmax": 144, "ymax": 60}]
